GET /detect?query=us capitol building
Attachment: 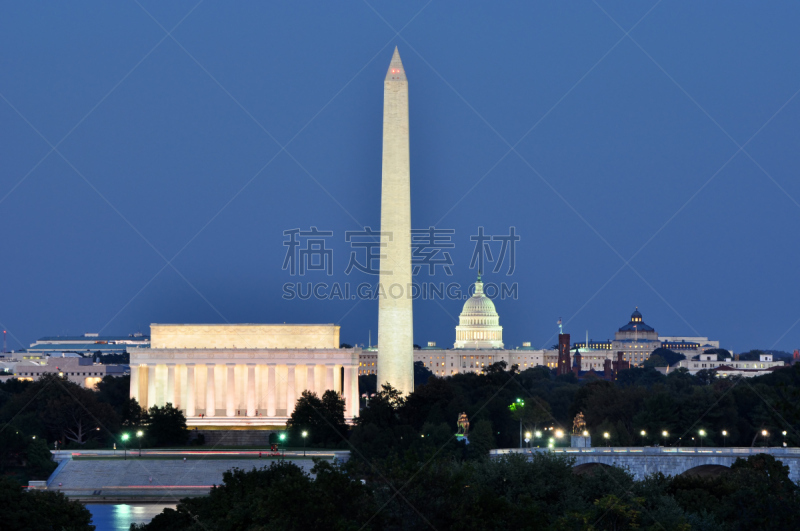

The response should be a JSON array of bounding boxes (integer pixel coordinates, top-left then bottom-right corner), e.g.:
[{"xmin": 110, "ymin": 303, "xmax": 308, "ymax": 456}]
[{"xmin": 359, "ymin": 275, "xmax": 559, "ymax": 377}]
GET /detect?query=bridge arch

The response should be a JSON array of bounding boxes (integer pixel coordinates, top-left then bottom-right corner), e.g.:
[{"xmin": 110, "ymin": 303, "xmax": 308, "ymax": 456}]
[
  {"xmin": 680, "ymin": 464, "xmax": 730, "ymax": 478},
  {"xmin": 572, "ymin": 462, "xmax": 613, "ymax": 476}
]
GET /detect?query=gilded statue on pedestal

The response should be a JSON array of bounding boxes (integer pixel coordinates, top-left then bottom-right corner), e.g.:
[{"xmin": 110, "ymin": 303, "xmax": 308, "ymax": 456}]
[
  {"xmin": 457, "ymin": 412, "xmax": 470, "ymax": 437},
  {"xmin": 572, "ymin": 412, "xmax": 587, "ymax": 435}
]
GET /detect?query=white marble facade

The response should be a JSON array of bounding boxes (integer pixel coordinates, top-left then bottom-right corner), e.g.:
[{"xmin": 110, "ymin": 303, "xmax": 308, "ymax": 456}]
[{"xmin": 129, "ymin": 324, "xmax": 359, "ymax": 426}]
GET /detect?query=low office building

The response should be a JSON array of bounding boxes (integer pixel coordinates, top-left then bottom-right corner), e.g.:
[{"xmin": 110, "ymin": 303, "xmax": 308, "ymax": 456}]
[
  {"xmin": 672, "ymin": 353, "xmax": 785, "ymax": 377},
  {"xmin": 24, "ymin": 333, "xmax": 149, "ymax": 358},
  {"xmin": 10, "ymin": 355, "xmax": 127, "ymax": 388},
  {"xmin": 659, "ymin": 336, "xmax": 720, "ymax": 358}
]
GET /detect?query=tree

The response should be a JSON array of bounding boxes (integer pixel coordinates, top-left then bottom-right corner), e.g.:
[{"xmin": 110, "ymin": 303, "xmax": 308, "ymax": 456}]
[
  {"xmin": 144, "ymin": 403, "xmax": 189, "ymax": 447},
  {"xmin": 696, "ymin": 369, "xmax": 717, "ymax": 385},
  {"xmin": 358, "ymin": 373, "xmax": 377, "ymax": 396},
  {"xmin": 669, "ymin": 453, "xmax": 800, "ymax": 529},
  {"xmin": 650, "ymin": 347, "xmax": 686, "ymax": 367},
  {"xmin": 0, "ymin": 429, "xmax": 56, "ymax": 481},
  {"xmin": 0, "ymin": 476, "xmax": 93, "ymax": 531},
  {"xmin": 37, "ymin": 377, "xmax": 117, "ymax": 446},
  {"xmin": 0, "ymin": 373, "xmax": 120, "ymax": 446},
  {"xmin": 511, "ymin": 396, "xmax": 552, "ymax": 435},
  {"xmin": 349, "ymin": 384, "xmax": 414, "ymax": 460},
  {"xmin": 136, "ymin": 461, "xmax": 379, "ymax": 530},
  {"xmin": 466, "ymin": 418, "xmax": 495, "ymax": 459},
  {"xmin": 286, "ymin": 390, "xmax": 347, "ymax": 447},
  {"xmin": 643, "ymin": 353, "xmax": 668, "ymax": 367},
  {"xmin": 737, "ymin": 350, "xmax": 765, "ymax": 361},
  {"xmin": 96, "ymin": 374, "xmax": 131, "ymax": 411},
  {"xmin": 414, "ymin": 360, "xmax": 433, "ymax": 386},
  {"xmin": 339, "ymin": 343, "xmax": 353, "ymax": 349},
  {"xmin": 556, "ymin": 494, "xmax": 644, "ymax": 530}
]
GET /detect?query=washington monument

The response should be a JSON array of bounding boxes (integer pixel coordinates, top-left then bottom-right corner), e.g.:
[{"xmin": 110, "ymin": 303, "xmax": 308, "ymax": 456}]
[{"xmin": 377, "ymin": 47, "xmax": 414, "ymax": 395}]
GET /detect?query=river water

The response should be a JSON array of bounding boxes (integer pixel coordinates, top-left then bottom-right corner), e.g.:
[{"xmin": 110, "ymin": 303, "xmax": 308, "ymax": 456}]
[{"xmin": 87, "ymin": 504, "xmax": 175, "ymax": 530}]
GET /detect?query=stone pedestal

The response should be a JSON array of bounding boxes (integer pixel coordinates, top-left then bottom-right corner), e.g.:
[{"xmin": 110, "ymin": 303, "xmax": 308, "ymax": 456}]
[{"xmin": 571, "ymin": 435, "xmax": 591, "ymax": 448}]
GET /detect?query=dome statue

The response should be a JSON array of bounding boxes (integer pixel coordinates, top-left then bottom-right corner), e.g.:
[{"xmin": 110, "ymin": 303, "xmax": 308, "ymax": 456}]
[{"xmin": 454, "ymin": 274, "xmax": 504, "ymax": 349}]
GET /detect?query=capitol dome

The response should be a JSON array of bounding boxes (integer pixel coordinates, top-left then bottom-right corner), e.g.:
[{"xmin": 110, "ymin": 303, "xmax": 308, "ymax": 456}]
[{"xmin": 454, "ymin": 275, "xmax": 503, "ymax": 349}]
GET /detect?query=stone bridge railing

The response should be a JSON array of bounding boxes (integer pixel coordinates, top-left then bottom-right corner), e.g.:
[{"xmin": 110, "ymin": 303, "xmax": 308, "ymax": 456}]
[{"xmin": 490, "ymin": 447, "xmax": 800, "ymax": 483}]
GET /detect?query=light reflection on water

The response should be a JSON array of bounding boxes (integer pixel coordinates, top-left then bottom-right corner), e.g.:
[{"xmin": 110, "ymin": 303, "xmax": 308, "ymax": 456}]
[{"xmin": 87, "ymin": 503, "xmax": 175, "ymax": 531}]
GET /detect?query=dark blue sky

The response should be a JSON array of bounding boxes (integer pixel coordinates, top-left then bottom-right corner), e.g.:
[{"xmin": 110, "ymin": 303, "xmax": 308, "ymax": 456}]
[{"xmin": 1, "ymin": 1, "xmax": 799, "ymax": 353}]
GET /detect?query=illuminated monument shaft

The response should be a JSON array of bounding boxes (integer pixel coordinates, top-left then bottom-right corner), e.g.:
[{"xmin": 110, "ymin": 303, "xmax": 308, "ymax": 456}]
[{"xmin": 377, "ymin": 48, "xmax": 414, "ymax": 395}]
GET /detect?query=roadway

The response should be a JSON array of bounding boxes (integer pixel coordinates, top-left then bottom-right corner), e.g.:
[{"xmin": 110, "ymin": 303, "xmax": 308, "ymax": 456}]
[{"xmin": 52, "ymin": 449, "xmax": 349, "ymax": 460}]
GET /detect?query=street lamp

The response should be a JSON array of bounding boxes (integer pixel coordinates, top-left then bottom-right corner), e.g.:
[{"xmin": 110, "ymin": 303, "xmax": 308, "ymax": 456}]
[
  {"xmin": 121, "ymin": 433, "xmax": 129, "ymax": 460},
  {"xmin": 136, "ymin": 430, "xmax": 144, "ymax": 457},
  {"xmin": 661, "ymin": 430, "xmax": 668, "ymax": 446},
  {"xmin": 782, "ymin": 430, "xmax": 787, "ymax": 447},
  {"xmin": 278, "ymin": 433, "xmax": 287, "ymax": 460},
  {"xmin": 698, "ymin": 429, "xmax": 706, "ymax": 447},
  {"xmin": 640, "ymin": 430, "xmax": 647, "ymax": 446},
  {"xmin": 302, "ymin": 430, "xmax": 308, "ymax": 457},
  {"xmin": 722, "ymin": 430, "xmax": 728, "ymax": 447},
  {"xmin": 761, "ymin": 429, "xmax": 769, "ymax": 447},
  {"xmin": 554, "ymin": 429, "xmax": 564, "ymax": 447},
  {"xmin": 509, "ymin": 398, "xmax": 525, "ymax": 449},
  {"xmin": 603, "ymin": 432, "xmax": 610, "ymax": 447},
  {"xmin": 535, "ymin": 430, "xmax": 542, "ymax": 448},
  {"xmin": 524, "ymin": 431, "xmax": 531, "ymax": 448}
]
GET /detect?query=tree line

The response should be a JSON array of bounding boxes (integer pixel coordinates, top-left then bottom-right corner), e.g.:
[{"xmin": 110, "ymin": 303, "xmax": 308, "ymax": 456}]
[{"xmin": 0, "ymin": 373, "xmax": 190, "ymax": 483}]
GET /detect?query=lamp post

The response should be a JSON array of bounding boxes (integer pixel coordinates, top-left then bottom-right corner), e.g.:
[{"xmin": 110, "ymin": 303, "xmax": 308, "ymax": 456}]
[
  {"xmin": 136, "ymin": 430, "xmax": 144, "ymax": 457},
  {"xmin": 279, "ymin": 433, "xmax": 286, "ymax": 460},
  {"xmin": 535, "ymin": 430, "xmax": 542, "ymax": 448},
  {"xmin": 524, "ymin": 432, "xmax": 532, "ymax": 449},
  {"xmin": 698, "ymin": 429, "xmax": 706, "ymax": 447},
  {"xmin": 510, "ymin": 398, "xmax": 524, "ymax": 449},
  {"xmin": 722, "ymin": 430, "xmax": 728, "ymax": 448},
  {"xmin": 302, "ymin": 430, "xmax": 308, "ymax": 457},
  {"xmin": 603, "ymin": 432, "xmax": 610, "ymax": 447},
  {"xmin": 554, "ymin": 429, "xmax": 563, "ymax": 448},
  {"xmin": 640, "ymin": 430, "xmax": 647, "ymax": 447},
  {"xmin": 661, "ymin": 430, "xmax": 668, "ymax": 447},
  {"xmin": 782, "ymin": 430, "xmax": 787, "ymax": 447},
  {"xmin": 121, "ymin": 433, "xmax": 129, "ymax": 460},
  {"xmin": 761, "ymin": 429, "xmax": 769, "ymax": 447}
]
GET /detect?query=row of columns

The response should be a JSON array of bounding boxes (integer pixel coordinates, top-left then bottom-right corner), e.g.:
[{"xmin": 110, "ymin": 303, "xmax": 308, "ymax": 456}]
[{"xmin": 131, "ymin": 362, "xmax": 359, "ymax": 418}]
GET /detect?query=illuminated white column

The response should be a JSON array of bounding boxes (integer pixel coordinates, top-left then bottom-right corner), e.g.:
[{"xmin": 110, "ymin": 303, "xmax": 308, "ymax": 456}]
[
  {"xmin": 147, "ymin": 365, "xmax": 156, "ymax": 409},
  {"xmin": 306, "ymin": 364, "xmax": 316, "ymax": 394},
  {"xmin": 246, "ymin": 364, "xmax": 256, "ymax": 417},
  {"xmin": 206, "ymin": 364, "xmax": 216, "ymax": 417},
  {"xmin": 226, "ymin": 364, "xmax": 236, "ymax": 417},
  {"xmin": 186, "ymin": 364, "xmax": 196, "ymax": 417},
  {"xmin": 166, "ymin": 363, "xmax": 176, "ymax": 407},
  {"xmin": 286, "ymin": 364, "xmax": 296, "ymax": 414},
  {"xmin": 129, "ymin": 364, "xmax": 139, "ymax": 403},
  {"xmin": 267, "ymin": 363, "xmax": 277, "ymax": 417},
  {"xmin": 343, "ymin": 364, "xmax": 354, "ymax": 418},
  {"xmin": 325, "ymin": 364, "xmax": 335, "ymax": 392},
  {"xmin": 350, "ymin": 365, "xmax": 360, "ymax": 418}
]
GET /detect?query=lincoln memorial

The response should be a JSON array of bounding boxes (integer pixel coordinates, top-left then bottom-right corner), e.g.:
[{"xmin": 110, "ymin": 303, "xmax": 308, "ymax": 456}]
[{"xmin": 129, "ymin": 323, "xmax": 360, "ymax": 427}]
